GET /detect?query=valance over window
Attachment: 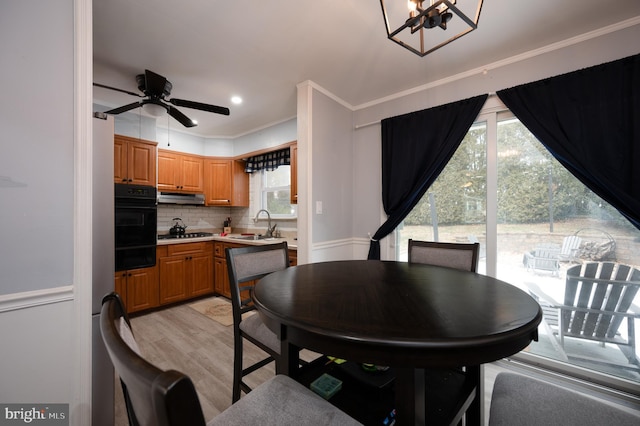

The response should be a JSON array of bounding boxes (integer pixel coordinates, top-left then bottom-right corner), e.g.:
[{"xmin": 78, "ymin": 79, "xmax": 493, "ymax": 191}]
[{"xmin": 244, "ymin": 147, "xmax": 290, "ymax": 173}]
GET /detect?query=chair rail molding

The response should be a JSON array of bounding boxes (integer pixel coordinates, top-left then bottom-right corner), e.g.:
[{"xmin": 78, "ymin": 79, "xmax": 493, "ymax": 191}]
[{"xmin": 0, "ymin": 286, "xmax": 74, "ymax": 313}]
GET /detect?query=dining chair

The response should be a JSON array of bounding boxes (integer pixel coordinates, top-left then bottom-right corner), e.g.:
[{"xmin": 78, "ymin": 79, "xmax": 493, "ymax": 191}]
[
  {"xmin": 489, "ymin": 372, "xmax": 639, "ymax": 425},
  {"xmin": 408, "ymin": 239, "xmax": 480, "ymax": 272},
  {"xmin": 225, "ymin": 242, "xmax": 292, "ymax": 403},
  {"xmin": 100, "ymin": 292, "xmax": 362, "ymax": 426}
]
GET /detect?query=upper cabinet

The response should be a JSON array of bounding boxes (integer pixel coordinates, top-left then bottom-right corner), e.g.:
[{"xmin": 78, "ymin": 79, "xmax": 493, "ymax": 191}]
[
  {"xmin": 114, "ymin": 135, "xmax": 157, "ymax": 186},
  {"xmin": 290, "ymin": 143, "xmax": 297, "ymax": 204},
  {"xmin": 157, "ymin": 149, "xmax": 204, "ymax": 193},
  {"xmin": 204, "ymin": 159, "xmax": 249, "ymax": 207}
]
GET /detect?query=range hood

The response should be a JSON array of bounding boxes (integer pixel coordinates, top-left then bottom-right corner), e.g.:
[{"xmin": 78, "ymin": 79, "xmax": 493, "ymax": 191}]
[{"xmin": 157, "ymin": 192, "xmax": 205, "ymax": 205}]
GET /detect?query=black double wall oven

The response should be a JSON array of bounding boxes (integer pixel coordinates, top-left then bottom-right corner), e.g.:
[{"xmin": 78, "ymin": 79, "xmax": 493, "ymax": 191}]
[{"xmin": 115, "ymin": 184, "xmax": 157, "ymax": 271}]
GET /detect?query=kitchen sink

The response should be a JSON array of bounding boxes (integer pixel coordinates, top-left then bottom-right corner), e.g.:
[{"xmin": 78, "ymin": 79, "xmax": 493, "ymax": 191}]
[{"xmin": 231, "ymin": 235, "xmax": 281, "ymax": 241}]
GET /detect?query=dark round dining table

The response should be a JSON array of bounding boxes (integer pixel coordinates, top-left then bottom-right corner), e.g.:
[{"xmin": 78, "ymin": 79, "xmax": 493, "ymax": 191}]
[{"xmin": 253, "ymin": 260, "xmax": 542, "ymax": 426}]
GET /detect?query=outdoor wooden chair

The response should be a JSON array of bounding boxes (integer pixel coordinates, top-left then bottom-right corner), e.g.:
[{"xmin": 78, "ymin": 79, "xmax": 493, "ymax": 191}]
[
  {"xmin": 408, "ymin": 240, "xmax": 480, "ymax": 272},
  {"xmin": 100, "ymin": 292, "xmax": 362, "ymax": 426},
  {"xmin": 527, "ymin": 262, "xmax": 640, "ymax": 369},
  {"xmin": 523, "ymin": 243, "xmax": 561, "ymax": 276},
  {"xmin": 557, "ymin": 235, "xmax": 582, "ymax": 262}
]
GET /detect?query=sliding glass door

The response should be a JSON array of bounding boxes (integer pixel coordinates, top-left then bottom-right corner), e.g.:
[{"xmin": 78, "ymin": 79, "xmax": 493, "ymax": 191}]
[{"xmin": 396, "ymin": 105, "xmax": 640, "ymax": 395}]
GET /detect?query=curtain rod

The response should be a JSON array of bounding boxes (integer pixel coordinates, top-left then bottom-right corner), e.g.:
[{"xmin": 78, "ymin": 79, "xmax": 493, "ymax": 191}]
[{"xmin": 354, "ymin": 92, "xmax": 497, "ymax": 130}]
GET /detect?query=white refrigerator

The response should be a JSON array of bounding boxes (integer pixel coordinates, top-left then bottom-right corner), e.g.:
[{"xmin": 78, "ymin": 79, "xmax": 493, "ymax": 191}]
[{"xmin": 92, "ymin": 113, "xmax": 115, "ymax": 426}]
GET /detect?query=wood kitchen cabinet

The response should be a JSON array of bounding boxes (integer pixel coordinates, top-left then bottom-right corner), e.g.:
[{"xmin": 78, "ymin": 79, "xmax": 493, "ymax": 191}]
[
  {"xmin": 114, "ymin": 265, "xmax": 159, "ymax": 314},
  {"xmin": 157, "ymin": 149, "xmax": 204, "ymax": 193},
  {"xmin": 290, "ymin": 143, "xmax": 297, "ymax": 204},
  {"xmin": 213, "ymin": 241, "xmax": 297, "ymax": 299},
  {"xmin": 157, "ymin": 242, "xmax": 214, "ymax": 305},
  {"xmin": 213, "ymin": 241, "xmax": 241, "ymax": 298},
  {"xmin": 114, "ymin": 135, "xmax": 157, "ymax": 186},
  {"xmin": 204, "ymin": 159, "xmax": 249, "ymax": 206}
]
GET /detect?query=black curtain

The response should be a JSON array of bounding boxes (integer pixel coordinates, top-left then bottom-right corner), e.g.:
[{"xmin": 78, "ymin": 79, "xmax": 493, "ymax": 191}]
[
  {"xmin": 367, "ymin": 94, "xmax": 488, "ymax": 260},
  {"xmin": 498, "ymin": 54, "xmax": 640, "ymax": 230}
]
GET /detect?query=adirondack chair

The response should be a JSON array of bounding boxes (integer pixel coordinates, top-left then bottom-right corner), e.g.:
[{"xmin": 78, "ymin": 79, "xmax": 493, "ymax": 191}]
[
  {"xmin": 528, "ymin": 262, "xmax": 640, "ymax": 369},
  {"xmin": 557, "ymin": 235, "xmax": 582, "ymax": 262},
  {"xmin": 523, "ymin": 235, "xmax": 583, "ymax": 275},
  {"xmin": 523, "ymin": 243, "xmax": 561, "ymax": 276}
]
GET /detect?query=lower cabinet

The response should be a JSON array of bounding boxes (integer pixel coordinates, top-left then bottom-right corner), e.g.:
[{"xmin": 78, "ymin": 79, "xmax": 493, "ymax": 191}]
[
  {"xmin": 213, "ymin": 242, "xmax": 242, "ymax": 299},
  {"xmin": 114, "ymin": 266, "xmax": 159, "ymax": 314},
  {"xmin": 116, "ymin": 241, "xmax": 296, "ymax": 313},
  {"xmin": 157, "ymin": 242, "xmax": 214, "ymax": 305},
  {"xmin": 213, "ymin": 241, "xmax": 297, "ymax": 299}
]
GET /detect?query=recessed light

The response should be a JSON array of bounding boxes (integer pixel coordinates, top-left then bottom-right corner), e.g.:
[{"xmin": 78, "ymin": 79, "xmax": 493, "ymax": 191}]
[{"xmin": 231, "ymin": 96, "xmax": 243, "ymax": 105}]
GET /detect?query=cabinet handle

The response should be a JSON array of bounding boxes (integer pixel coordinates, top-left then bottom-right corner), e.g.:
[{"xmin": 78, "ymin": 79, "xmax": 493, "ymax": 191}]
[
  {"xmin": 210, "ymin": 199, "xmax": 230, "ymax": 203},
  {"xmin": 121, "ymin": 178, "xmax": 127, "ymax": 182}
]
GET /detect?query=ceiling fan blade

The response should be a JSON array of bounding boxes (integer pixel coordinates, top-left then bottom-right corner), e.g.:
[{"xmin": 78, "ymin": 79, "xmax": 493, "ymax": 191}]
[
  {"xmin": 144, "ymin": 69, "xmax": 168, "ymax": 97},
  {"xmin": 104, "ymin": 101, "xmax": 141, "ymax": 115},
  {"xmin": 169, "ymin": 98, "xmax": 230, "ymax": 116},
  {"xmin": 93, "ymin": 82, "xmax": 143, "ymax": 98},
  {"xmin": 168, "ymin": 106, "xmax": 197, "ymax": 128}
]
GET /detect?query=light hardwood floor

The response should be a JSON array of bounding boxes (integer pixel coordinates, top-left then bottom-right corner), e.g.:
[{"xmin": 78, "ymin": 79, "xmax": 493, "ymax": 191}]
[{"xmin": 115, "ymin": 299, "xmax": 505, "ymax": 425}]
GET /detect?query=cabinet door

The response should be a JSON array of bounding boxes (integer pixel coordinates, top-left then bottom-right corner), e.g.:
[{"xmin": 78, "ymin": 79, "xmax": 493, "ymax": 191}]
[
  {"xmin": 204, "ymin": 159, "xmax": 232, "ymax": 205},
  {"xmin": 157, "ymin": 150, "xmax": 181, "ymax": 191},
  {"xmin": 159, "ymin": 256, "xmax": 188, "ymax": 304},
  {"xmin": 126, "ymin": 267, "xmax": 159, "ymax": 313},
  {"xmin": 114, "ymin": 139, "xmax": 128, "ymax": 184},
  {"xmin": 214, "ymin": 257, "xmax": 230, "ymax": 298},
  {"xmin": 127, "ymin": 141, "xmax": 156, "ymax": 186},
  {"xmin": 232, "ymin": 160, "xmax": 249, "ymax": 207},
  {"xmin": 114, "ymin": 271, "xmax": 127, "ymax": 308},
  {"xmin": 189, "ymin": 252, "xmax": 214, "ymax": 297},
  {"xmin": 180, "ymin": 156, "xmax": 204, "ymax": 193}
]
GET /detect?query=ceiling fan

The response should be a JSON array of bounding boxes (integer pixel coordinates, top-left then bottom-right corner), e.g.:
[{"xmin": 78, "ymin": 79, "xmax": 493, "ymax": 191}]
[{"xmin": 94, "ymin": 69, "xmax": 230, "ymax": 128}]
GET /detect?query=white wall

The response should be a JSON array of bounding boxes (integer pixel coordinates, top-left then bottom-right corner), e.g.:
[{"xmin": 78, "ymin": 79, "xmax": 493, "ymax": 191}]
[
  {"xmin": 0, "ymin": 0, "xmax": 90, "ymax": 424},
  {"xmin": 349, "ymin": 21, "xmax": 640, "ymax": 260}
]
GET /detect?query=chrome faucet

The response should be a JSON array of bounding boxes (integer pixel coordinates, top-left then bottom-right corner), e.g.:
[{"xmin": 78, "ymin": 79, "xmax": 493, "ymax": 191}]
[{"xmin": 253, "ymin": 209, "xmax": 277, "ymax": 237}]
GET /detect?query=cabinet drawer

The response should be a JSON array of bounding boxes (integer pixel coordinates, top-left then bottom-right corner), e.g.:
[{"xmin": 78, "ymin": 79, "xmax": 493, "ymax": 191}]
[
  {"xmin": 167, "ymin": 241, "xmax": 211, "ymax": 256},
  {"xmin": 214, "ymin": 241, "xmax": 244, "ymax": 258}
]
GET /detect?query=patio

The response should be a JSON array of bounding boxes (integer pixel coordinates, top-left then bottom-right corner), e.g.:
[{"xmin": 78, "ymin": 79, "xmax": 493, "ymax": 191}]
[
  {"xmin": 396, "ymin": 224, "xmax": 640, "ymax": 386},
  {"xmin": 491, "ymin": 253, "xmax": 640, "ymax": 383}
]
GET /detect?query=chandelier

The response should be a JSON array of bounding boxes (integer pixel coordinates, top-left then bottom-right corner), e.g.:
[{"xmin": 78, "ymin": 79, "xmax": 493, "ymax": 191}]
[{"xmin": 380, "ymin": 0, "xmax": 483, "ymax": 57}]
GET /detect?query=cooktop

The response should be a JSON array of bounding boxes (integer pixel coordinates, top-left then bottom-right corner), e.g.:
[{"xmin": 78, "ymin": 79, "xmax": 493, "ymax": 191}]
[{"xmin": 157, "ymin": 232, "xmax": 214, "ymax": 240}]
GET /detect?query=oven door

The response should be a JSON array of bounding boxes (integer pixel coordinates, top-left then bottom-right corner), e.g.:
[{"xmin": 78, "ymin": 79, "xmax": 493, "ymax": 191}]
[
  {"xmin": 114, "ymin": 205, "xmax": 157, "ymax": 248},
  {"xmin": 115, "ymin": 246, "xmax": 156, "ymax": 271}
]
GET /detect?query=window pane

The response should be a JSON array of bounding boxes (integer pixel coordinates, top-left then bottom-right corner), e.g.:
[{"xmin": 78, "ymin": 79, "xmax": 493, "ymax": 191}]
[
  {"xmin": 265, "ymin": 165, "xmax": 290, "ymax": 187},
  {"xmin": 261, "ymin": 165, "xmax": 297, "ymax": 217},
  {"xmin": 496, "ymin": 117, "xmax": 640, "ymax": 385},
  {"xmin": 266, "ymin": 189, "xmax": 293, "ymax": 215},
  {"xmin": 397, "ymin": 122, "xmax": 487, "ymax": 275}
]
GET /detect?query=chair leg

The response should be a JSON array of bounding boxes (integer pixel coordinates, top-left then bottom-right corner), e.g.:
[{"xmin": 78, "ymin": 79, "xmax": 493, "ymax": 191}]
[{"xmin": 232, "ymin": 334, "xmax": 243, "ymax": 403}]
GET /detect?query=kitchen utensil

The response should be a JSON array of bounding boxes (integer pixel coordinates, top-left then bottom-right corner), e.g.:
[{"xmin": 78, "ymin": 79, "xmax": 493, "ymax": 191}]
[{"xmin": 170, "ymin": 217, "xmax": 187, "ymax": 235}]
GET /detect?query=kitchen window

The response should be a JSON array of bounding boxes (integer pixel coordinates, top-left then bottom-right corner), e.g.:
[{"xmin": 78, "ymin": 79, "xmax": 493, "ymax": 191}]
[{"xmin": 260, "ymin": 165, "xmax": 297, "ymax": 218}]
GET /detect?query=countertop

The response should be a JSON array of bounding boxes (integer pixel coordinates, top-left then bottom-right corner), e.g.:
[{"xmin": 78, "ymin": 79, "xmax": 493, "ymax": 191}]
[{"xmin": 157, "ymin": 233, "xmax": 297, "ymax": 249}]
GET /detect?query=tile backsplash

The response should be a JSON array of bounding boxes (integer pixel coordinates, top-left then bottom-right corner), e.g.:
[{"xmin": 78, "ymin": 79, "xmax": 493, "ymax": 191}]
[{"xmin": 158, "ymin": 205, "xmax": 297, "ymax": 236}]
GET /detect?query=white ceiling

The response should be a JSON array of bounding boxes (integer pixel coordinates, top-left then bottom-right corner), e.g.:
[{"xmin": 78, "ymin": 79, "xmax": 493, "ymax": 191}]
[{"xmin": 93, "ymin": 0, "xmax": 640, "ymax": 139}]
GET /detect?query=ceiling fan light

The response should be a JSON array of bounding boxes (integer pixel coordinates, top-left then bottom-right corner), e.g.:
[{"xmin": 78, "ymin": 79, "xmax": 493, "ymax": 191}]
[{"xmin": 142, "ymin": 102, "xmax": 167, "ymax": 117}]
